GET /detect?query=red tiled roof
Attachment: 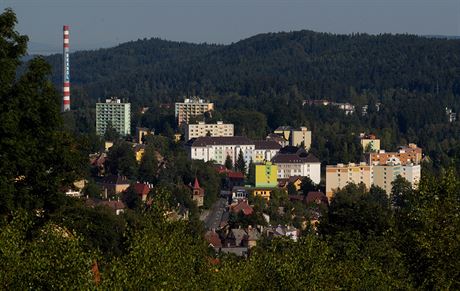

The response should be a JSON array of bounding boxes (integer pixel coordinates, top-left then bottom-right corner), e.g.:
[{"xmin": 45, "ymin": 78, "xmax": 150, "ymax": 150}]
[
  {"xmin": 205, "ymin": 231, "xmax": 222, "ymax": 248},
  {"xmin": 133, "ymin": 183, "xmax": 150, "ymax": 196},
  {"xmin": 230, "ymin": 200, "xmax": 254, "ymax": 216},
  {"xmin": 193, "ymin": 177, "xmax": 201, "ymax": 189},
  {"xmin": 228, "ymin": 171, "xmax": 244, "ymax": 179}
]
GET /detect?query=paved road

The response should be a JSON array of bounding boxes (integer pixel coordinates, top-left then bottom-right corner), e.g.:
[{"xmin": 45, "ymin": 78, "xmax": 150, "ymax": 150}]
[{"xmin": 204, "ymin": 198, "xmax": 227, "ymax": 230}]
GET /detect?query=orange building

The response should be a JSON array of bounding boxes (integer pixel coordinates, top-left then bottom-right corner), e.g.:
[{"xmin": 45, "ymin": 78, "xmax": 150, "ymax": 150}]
[{"xmin": 367, "ymin": 143, "xmax": 422, "ymax": 166}]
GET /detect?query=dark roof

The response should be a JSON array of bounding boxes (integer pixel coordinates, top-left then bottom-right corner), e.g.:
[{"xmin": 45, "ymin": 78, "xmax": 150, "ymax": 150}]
[
  {"xmin": 279, "ymin": 146, "xmax": 305, "ymax": 155},
  {"xmin": 97, "ymin": 175, "xmax": 130, "ymax": 185},
  {"xmin": 272, "ymin": 153, "xmax": 320, "ymax": 164},
  {"xmin": 275, "ymin": 126, "xmax": 292, "ymax": 131},
  {"xmin": 254, "ymin": 140, "xmax": 282, "ymax": 150},
  {"xmin": 190, "ymin": 136, "xmax": 254, "ymax": 147}
]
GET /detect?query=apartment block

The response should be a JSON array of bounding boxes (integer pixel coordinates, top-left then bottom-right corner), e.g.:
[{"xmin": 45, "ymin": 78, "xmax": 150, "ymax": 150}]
[
  {"xmin": 325, "ymin": 162, "xmax": 372, "ymax": 200},
  {"xmin": 185, "ymin": 121, "xmax": 234, "ymax": 141},
  {"xmin": 96, "ymin": 97, "xmax": 131, "ymax": 136},
  {"xmin": 175, "ymin": 97, "xmax": 214, "ymax": 126},
  {"xmin": 271, "ymin": 147, "xmax": 321, "ymax": 184},
  {"xmin": 187, "ymin": 136, "xmax": 254, "ymax": 170},
  {"xmin": 373, "ymin": 157, "xmax": 421, "ymax": 195},
  {"xmin": 367, "ymin": 143, "xmax": 422, "ymax": 166}
]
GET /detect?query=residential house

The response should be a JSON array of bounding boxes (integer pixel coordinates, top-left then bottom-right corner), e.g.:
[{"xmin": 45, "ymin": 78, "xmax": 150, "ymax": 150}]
[
  {"xmin": 230, "ymin": 199, "xmax": 254, "ymax": 216},
  {"xmin": 97, "ymin": 175, "xmax": 130, "ymax": 197}
]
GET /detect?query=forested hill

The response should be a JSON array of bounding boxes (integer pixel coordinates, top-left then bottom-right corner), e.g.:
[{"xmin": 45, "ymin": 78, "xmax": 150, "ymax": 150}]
[{"xmin": 44, "ymin": 30, "xmax": 460, "ymax": 108}]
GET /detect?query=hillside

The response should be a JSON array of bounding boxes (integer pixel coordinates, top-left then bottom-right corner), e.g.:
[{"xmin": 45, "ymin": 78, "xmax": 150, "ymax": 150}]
[
  {"xmin": 43, "ymin": 31, "xmax": 460, "ymax": 168},
  {"xmin": 45, "ymin": 30, "xmax": 460, "ymax": 108}
]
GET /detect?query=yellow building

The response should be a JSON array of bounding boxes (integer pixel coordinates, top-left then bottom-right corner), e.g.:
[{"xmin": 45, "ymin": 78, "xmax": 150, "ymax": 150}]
[
  {"xmin": 360, "ymin": 133, "xmax": 380, "ymax": 153},
  {"xmin": 133, "ymin": 144, "xmax": 146, "ymax": 162},
  {"xmin": 325, "ymin": 162, "xmax": 372, "ymax": 200},
  {"xmin": 252, "ymin": 188, "xmax": 273, "ymax": 201},
  {"xmin": 255, "ymin": 162, "xmax": 278, "ymax": 188}
]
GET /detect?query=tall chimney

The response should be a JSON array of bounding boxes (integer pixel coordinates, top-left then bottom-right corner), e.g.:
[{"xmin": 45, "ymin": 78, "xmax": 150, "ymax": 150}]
[{"xmin": 62, "ymin": 25, "xmax": 70, "ymax": 112}]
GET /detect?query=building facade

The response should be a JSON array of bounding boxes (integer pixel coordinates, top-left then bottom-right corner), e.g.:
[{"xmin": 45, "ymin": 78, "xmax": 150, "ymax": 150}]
[
  {"xmin": 185, "ymin": 121, "xmax": 234, "ymax": 141},
  {"xmin": 367, "ymin": 143, "xmax": 422, "ymax": 166},
  {"xmin": 253, "ymin": 140, "xmax": 282, "ymax": 163},
  {"xmin": 273, "ymin": 126, "xmax": 312, "ymax": 150},
  {"xmin": 271, "ymin": 151, "xmax": 321, "ymax": 184},
  {"xmin": 175, "ymin": 97, "xmax": 214, "ymax": 126},
  {"xmin": 360, "ymin": 133, "xmax": 381, "ymax": 153},
  {"xmin": 187, "ymin": 136, "xmax": 255, "ymax": 169},
  {"xmin": 325, "ymin": 163, "xmax": 373, "ymax": 200},
  {"xmin": 96, "ymin": 97, "xmax": 131, "ymax": 136},
  {"xmin": 255, "ymin": 162, "xmax": 278, "ymax": 188}
]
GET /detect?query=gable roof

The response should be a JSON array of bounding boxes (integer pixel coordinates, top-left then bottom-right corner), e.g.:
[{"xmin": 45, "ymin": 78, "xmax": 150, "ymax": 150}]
[
  {"xmin": 133, "ymin": 183, "xmax": 151, "ymax": 196},
  {"xmin": 230, "ymin": 200, "xmax": 254, "ymax": 216},
  {"xmin": 205, "ymin": 230, "xmax": 222, "ymax": 248},
  {"xmin": 190, "ymin": 136, "xmax": 254, "ymax": 147}
]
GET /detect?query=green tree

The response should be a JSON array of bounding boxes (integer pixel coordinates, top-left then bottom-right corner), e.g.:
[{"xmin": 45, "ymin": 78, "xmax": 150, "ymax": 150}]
[
  {"xmin": 247, "ymin": 158, "xmax": 255, "ymax": 185},
  {"xmin": 287, "ymin": 182, "xmax": 298, "ymax": 196},
  {"xmin": 138, "ymin": 145, "xmax": 158, "ymax": 184},
  {"xmin": 224, "ymin": 154, "xmax": 233, "ymax": 170},
  {"xmin": 390, "ymin": 175, "xmax": 413, "ymax": 208},
  {"xmin": 122, "ymin": 186, "xmax": 142, "ymax": 210},
  {"xmin": 106, "ymin": 141, "xmax": 138, "ymax": 179},
  {"xmin": 0, "ymin": 9, "xmax": 86, "ymax": 214},
  {"xmin": 235, "ymin": 150, "xmax": 246, "ymax": 173},
  {"xmin": 300, "ymin": 176, "xmax": 316, "ymax": 196},
  {"xmin": 104, "ymin": 121, "xmax": 120, "ymax": 142}
]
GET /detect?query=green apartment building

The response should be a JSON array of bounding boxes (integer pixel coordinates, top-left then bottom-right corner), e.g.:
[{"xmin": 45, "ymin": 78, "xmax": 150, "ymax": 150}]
[{"xmin": 96, "ymin": 97, "xmax": 131, "ymax": 136}]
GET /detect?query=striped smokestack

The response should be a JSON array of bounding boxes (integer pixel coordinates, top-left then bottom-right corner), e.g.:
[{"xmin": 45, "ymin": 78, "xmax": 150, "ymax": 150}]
[{"xmin": 62, "ymin": 25, "xmax": 70, "ymax": 111}]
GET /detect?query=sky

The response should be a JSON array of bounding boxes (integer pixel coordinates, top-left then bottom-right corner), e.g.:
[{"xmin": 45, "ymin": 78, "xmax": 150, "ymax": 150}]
[{"xmin": 2, "ymin": 0, "xmax": 460, "ymax": 54}]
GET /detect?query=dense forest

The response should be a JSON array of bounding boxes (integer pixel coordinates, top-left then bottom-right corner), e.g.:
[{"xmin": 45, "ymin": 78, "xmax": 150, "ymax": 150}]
[{"xmin": 44, "ymin": 28, "xmax": 460, "ymax": 170}]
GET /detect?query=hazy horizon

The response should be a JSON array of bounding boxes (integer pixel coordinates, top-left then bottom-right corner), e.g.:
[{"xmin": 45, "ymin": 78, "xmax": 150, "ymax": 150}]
[{"xmin": 3, "ymin": 0, "xmax": 460, "ymax": 54}]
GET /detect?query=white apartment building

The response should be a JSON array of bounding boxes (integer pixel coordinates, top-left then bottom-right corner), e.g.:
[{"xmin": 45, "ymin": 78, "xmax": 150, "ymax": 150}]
[
  {"xmin": 271, "ymin": 152, "xmax": 321, "ymax": 185},
  {"xmin": 175, "ymin": 97, "xmax": 214, "ymax": 126},
  {"xmin": 187, "ymin": 136, "xmax": 255, "ymax": 169},
  {"xmin": 96, "ymin": 97, "xmax": 131, "ymax": 136},
  {"xmin": 325, "ymin": 162, "xmax": 373, "ymax": 199},
  {"xmin": 185, "ymin": 121, "xmax": 234, "ymax": 141}
]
